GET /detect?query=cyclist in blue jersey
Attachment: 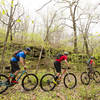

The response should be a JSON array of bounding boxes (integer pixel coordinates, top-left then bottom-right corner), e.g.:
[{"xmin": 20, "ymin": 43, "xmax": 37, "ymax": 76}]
[{"xmin": 10, "ymin": 47, "xmax": 31, "ymax": 83}]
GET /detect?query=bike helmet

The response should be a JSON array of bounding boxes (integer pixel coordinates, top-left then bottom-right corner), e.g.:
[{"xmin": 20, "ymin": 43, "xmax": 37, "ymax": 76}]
[
  {"xmin": 90, "ymin": 56, "xmax": 94, "ymax": 59},
  {"xmin": 26, "ymin": 47, "xmax": 31, "ymax": 52},
  {"xmin": 64, "ymin": 52, "xmax": 69, "ymax": 55}
]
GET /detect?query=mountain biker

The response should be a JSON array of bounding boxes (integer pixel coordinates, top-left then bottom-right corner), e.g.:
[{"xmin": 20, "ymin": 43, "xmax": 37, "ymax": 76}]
[
  {"xmin": 9, "ymin": 47, "xmax": 31, "ymax": 83},
  {"xmin": 87, "ymin": 56, "xmax": 95, "ymax": 73},
  {"xmin": 54, "ymin": 52, "xmax": 70, "ymax": 81}
]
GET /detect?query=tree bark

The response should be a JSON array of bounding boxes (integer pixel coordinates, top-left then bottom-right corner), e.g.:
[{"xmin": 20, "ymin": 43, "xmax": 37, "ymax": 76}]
[
  {"xmin": 35, "ymin": 46, "xmax": 44, "ymax": 74},
  {"xmin": 83, "ymin": 33, "xmax": 89, "ymax": 56},
  {"xmin": 0, "ymin": 0, "xmax": 13, "ymax": 70},
  {"xmin": 70, "ymin": 4, "xmax": 78, "ymax": 53}
]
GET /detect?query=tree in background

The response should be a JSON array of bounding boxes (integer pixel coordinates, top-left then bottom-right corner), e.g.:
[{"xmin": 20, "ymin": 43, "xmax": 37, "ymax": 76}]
[
  {"xmin": 78, "ymin": 3, "xmax": 100, "ymax": 55},
  {"xmin": 0, "ymin": 0, "xmax": 24, "ymax": 70}
]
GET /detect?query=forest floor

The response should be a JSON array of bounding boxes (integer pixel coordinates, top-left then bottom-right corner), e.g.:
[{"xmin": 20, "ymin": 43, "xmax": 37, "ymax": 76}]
[{"xmin": 0, "ymin": 67, "xmax": 100, "ymax": 100}]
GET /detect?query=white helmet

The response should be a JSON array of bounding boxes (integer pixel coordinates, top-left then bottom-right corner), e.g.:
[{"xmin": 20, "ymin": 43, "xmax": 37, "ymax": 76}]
[{"xmin": 64, "ymin": 52, "xmax": 69, "ymax": 55}]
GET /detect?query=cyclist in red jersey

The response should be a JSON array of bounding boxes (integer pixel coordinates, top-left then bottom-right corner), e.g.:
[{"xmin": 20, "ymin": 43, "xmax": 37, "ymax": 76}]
[
  {"xmin": 88, "ymin": 56, "xmax": 95, "ymax": 72},
  {"xmin": 54, "ymin": 52, "xmax": 70, "ymax": 81}
]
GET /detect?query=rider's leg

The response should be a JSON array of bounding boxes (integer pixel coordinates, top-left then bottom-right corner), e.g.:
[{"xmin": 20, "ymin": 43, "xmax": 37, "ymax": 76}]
[
  {"xmin": 88, "ymin": 64, "xmax": 93, "ymax": 79},
  {"xmin": 10, "ymin": 61, "xmax": 20, "ymax": 83},
  {"xmin": 12, "ymin": 70, "xmax": 20, "ymax": 80},
  {"xmin": 55, "ymin": 73, "xmax": 60, "ymax": 81},
  {"xmin": 88, "ymin": 64, "xmax": 92, "ymax": 73},
  {"xmin": 54, "ymin": 61, "xmax": 61, "ymax": 81}
]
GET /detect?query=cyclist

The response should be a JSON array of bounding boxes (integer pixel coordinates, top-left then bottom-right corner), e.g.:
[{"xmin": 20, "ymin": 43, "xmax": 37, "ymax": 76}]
[
  {"xmin": 54, "ymin": 52, "xmax": 70, "ymax": 82},
  {"xmin": 87, "ymin": 56, "xmax": 95, "ymax": 73},
  {"xmin": 9, "ymin": 47, "xmax": 31, "ymax": 83}
]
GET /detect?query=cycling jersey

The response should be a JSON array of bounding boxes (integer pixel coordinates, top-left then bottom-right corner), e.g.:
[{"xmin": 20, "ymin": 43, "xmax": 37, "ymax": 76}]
[
  {"xmin": 11, "ymin": 51, "xmax": 26, "ymax": 62},
  {"xmin": 89, "ymin": 59, "xmax": 93, "ymax": 65},
  {"xmin": 56, "ymin": 55, "xmax": 67, "ymax": 63}
]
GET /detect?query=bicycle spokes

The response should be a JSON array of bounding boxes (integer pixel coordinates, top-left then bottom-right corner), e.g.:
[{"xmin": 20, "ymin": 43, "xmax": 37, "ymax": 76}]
[
  {"xmin": 22, "ymin": 74, "xmax": 38, "ymax": 91},
  {"xmin": 93, "ymin": 71, "xmax": 100, "ymax": 83},
  {"xmin": 64, "ymin": 73, "xmax": 77, "ymax": 89},
  {"xmin": 0, "ymin": 74, "xmax": 9, "ymax": 94},
  {"xmin": 23, "ymin": 76, "xmax": 36, "ymax": 88},
  {"xmin": 40, "ymin": 74, "xmax": 56, "ymax": 91},
  {"xmin": 81, "ymin": 72, "xmax": 90, "ymax": 85},
  {"xmin": 42, "ymin": 76, "xmax": 54, "ymax": 89}
]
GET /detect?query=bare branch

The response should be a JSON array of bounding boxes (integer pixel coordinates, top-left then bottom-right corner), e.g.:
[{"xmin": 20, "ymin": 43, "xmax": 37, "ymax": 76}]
[
  {"xmin": 0, "ymin": 5, "xmax": 9, "ymax": 17},
  {"xmin": 48, "ymin": 12, "xmax": 56, "ymax": 29},
  {"xmin": 12, "ymin": 2, "xmax": 19, "ymax": 15},
  {"xmin": 75, "ymin": 13, "xmax": 83, "ymax": 21},
  {"xmin": 54, "ymin": 0, "xmax": 67, "ymax": 4},
  {"xmin": 0, "ymin": 19, "xmax": 8, "ymax": 25},
  {"xmin": 59, "ymin": 17, "xmax": 72, "ymax": 21},
  {"xmin": 11, "ymin": 11, "xmax": 24, "ymax": 27},
  {"xmin": 74, "ymin": 0, "xmax": 80, "ymax": 16},
  {"xmin": 3, "ymin": 6, "xmax": 10, "ymax": 17},
  {"xmin": 35, "ymin": 0, "xmax": 52, "ymax": 12},
  {"xmin": 61, "ymin": 23, "xmax": 73, "ymax": 29}
]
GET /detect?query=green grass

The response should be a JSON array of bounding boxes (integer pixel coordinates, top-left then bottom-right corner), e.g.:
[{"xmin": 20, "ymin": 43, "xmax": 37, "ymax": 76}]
[
  {"xmin": 0, "ymin": 68, "xmax": 100, "ymax": 100},
  {"xmin": 0, "ymin": 31, "xmax": 100, "ymax": 100}
]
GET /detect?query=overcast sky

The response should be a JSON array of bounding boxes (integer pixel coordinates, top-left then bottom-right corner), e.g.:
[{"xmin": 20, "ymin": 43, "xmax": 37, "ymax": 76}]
[
  {"xmin": 20, "ymin": 0, "xmax": 100, "ymax": 12},
  {"xmin": 20, "ymin": 0, "xmax": 100, "ymax": 18},
  {"xmin": 19, "ymin": 0, "xmax": 100, "ymax": 34}
]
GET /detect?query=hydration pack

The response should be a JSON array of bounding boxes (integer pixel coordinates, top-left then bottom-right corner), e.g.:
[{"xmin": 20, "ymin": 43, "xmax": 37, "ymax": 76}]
[
  {"xmin": 56, "ymin": 54, "xmax": 63, "ymax": 59},
  {"xmin": 87, "ymin": 59, "xmax": 91, "ymax": 65},
  {"xmin": 12, "ymin": 50, "xmax": 22, "ymax": 59}
]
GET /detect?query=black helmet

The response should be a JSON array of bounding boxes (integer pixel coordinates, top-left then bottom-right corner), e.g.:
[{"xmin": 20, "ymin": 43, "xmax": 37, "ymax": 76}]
[
  {"xmin": 64, "ymin": 52, "xmax": 69, "ymax": 55},
  {"xmin": 26, "ymin": 47, "xmax": 31, "ymax": 52}
]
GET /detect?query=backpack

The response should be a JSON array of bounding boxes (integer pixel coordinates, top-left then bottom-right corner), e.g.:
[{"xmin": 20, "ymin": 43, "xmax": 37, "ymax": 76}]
[
  {"xmin": 86, "ymin": 59, "xmax": 91, "ymax": 65},
  {"xmin": 12, "ymin": 50, "xmax": 22, "ymax": 59},
  {"xmin": 56, "ymin": 54, "xmax": 63, "ymax": 59}
]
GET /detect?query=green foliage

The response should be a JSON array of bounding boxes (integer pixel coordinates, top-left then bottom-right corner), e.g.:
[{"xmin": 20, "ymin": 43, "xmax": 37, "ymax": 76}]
[{"xmin": 0, "ymin": 28, "xmax": 6, "ymax": 41}]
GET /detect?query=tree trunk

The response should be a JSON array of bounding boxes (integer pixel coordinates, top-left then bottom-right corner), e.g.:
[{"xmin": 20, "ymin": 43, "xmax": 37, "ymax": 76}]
[
  {"xmin": 70, "ymin": 7, "xmax": 78, "ymax": 53},
  {"xmin": 83, "ymin": 33, "xmax": 89, "ymax": 56},
  {"xmin": 0, "ymin": 0, "xmax": 13, "ymax": 70},
  {"xmin": 73, "ymin": 21, "xmax": 78, "ymax": 53},
  {"xmin": 1, "ymin": 25, "xmax": 11, "ymax": 71},
  {"xmin": 35, "ymin": 46, "xmax": 44, "ymax": 74},
  {"xmin": 10, "ymin": 29, "xmax": 13, "ymax": 41}
]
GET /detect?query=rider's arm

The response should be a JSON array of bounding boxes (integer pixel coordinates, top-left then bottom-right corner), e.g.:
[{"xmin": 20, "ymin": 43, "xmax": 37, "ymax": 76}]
[
  {"xmin": 19, "ymin": 57, "xmax": 26, "ymax": 69},
  {"xmin": 65, "ymin": 59, "xmax": 70, "ymax": 67},
  {"xmin": 93, "ymin": 60, "xmax": 95, "ymax": 66}
]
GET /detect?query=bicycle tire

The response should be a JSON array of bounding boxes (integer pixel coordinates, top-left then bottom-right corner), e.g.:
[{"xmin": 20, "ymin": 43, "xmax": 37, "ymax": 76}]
[
  {"xmin": 0, "ymin": 74, "xmax": 9, "ymax": 94},
  {"xmin": 64, "ymin": 73, "xmax": 77, "ymax": 89},
  {"xmin": 93, "ymin": 71, "xmax": 100, "ymax": 83},
  {"xmin": 80, "ymin": 72, "xmax": 90, "ymax": 85},
  {"xmin": 22, "ymin": 74, "xmax": 38, "ymax": 91},
  {"xmin": 40, "ymin": 74, "xmax": 56, "ymax": 91}
]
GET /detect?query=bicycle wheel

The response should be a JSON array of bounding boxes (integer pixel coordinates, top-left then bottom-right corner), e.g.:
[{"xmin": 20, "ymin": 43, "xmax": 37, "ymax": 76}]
[
  {"xmin": 93, "ymin": 71, "xmax": 100, "ymax": 83},
  {"xmin": 40, "ymin": 74, "xmax": 56, "ymax": 91},
  {"xmin": 0, "ymin": 74, "xmax": 10, "ymax": 94},
  {"xmin": 80, "ymin": 72, "xmax": 90, "ymax": 85},
  {"xmin": 22, "ymin": 74, "xmax": 38, "ymax": 91},
  {"xmin": 64, "ymin": 73, "xmax": 77, "ymax": 89}
]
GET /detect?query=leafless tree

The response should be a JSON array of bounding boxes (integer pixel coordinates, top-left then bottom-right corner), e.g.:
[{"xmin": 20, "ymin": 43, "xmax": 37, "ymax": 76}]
[
  {"xmin": 0, "ymin": 0, "xmax": 24, "ymax": 70},
  {"xmin": 35, "ymin": 10, "xmax": 57, "ymax": 74},
  {"xmin": 54, "ymin": 0, "xmax": 80, "ymax": 53},
  {"xmin": 78, "ymin": 4, "xmax": 100, "ymax": 55}
]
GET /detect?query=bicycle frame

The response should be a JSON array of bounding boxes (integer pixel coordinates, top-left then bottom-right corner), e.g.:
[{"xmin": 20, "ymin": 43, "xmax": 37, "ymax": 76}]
[
  {"xmin": 16, "ymin": 70, "xmax": 27, "ymax": 81},
  {"xmin": 60, "ymin": 68, "xmax": 69, "ymax": 80},
  {"xmin": 0, "ymin": 70, "xmax": 27, "ymax": 86},
  {"xmin": 54, "ymin": 68, "xmax": 69, "ymax": 81}
]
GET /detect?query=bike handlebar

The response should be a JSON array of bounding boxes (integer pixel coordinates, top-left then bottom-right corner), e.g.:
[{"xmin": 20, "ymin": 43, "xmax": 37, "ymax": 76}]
[{"xmin": 62, "ymin": 67, "xmax": 71, "ymax": 70}]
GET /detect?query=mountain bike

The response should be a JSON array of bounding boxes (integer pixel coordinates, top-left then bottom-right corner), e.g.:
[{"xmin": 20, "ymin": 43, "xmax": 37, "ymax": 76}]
[
  {"xmin": 40, "ymin": 67, "xmax": 77, "ymax": 91},
  {"xmin": 80, "ymin": 67, "xmax": 100, "ymax": 85},
  {"xmin": 0, "ymin": 69, "xmax": 38, "ymax": 94}
]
